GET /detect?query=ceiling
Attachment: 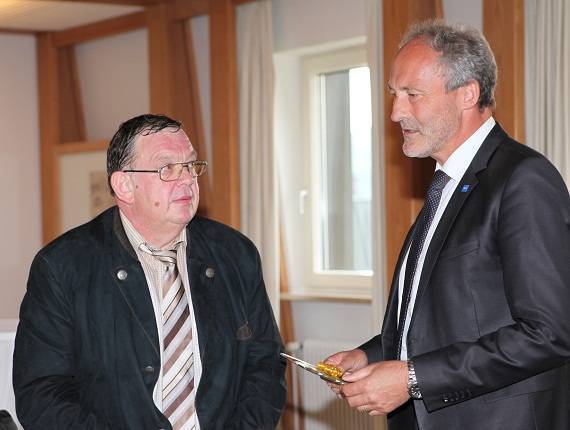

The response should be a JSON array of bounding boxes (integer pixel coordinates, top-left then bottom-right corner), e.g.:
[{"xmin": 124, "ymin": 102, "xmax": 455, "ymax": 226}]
[{"xmin": 0, "ymin": 0, "xmax": 144, "ymax": 32}]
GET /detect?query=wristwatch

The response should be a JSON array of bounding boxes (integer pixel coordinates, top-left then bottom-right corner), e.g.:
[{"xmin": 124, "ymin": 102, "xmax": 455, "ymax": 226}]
[{"xmin": 407, "ymin": 359, "xmax": 422, "ymax": 399}]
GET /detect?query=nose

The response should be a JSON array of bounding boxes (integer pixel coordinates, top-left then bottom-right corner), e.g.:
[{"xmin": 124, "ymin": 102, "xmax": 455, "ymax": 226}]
[
  {"xmin": 390, "ymin": 93, "xmax": 408, "ymax": 123},
  {"xmin": 177, "ymin": 164, "xmax": 196, "ymax": 185}
]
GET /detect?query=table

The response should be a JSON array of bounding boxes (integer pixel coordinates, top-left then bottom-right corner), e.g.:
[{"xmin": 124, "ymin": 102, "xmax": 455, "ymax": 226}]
[{"xmin": 0, "ymin": 319, "xmax": 21, "ymax": 429}]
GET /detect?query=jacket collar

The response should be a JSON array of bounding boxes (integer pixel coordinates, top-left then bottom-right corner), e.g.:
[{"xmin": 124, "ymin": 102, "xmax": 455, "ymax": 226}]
[
  {"xmin": 409, "ymin": 123, "xmax": 507, "ymax": 325},
  {"xmin": 111, "ymin": 209, "xmax": 220, "ymax": 361}
]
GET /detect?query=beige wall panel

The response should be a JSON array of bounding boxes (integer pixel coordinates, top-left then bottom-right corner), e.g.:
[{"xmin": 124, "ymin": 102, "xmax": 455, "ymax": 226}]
[{"xmin": 0, "ymin": 34, "xmax": 41, "ymax": 318}]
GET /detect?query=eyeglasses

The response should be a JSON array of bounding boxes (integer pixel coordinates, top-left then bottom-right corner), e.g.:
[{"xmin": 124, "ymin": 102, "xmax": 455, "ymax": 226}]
[{"xmin": 123, "ymin": 160, "xmax": 208, "ymax": 182}]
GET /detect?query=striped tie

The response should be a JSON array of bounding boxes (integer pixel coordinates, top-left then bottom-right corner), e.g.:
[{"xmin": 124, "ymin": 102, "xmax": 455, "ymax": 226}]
[{"xmin": 148, "ymin": 246, "xmax": 196, "ymax": 430}]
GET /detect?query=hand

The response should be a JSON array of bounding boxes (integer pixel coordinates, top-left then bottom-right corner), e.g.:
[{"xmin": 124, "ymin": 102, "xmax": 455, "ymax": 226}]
[
  {"xmin": 340, "ymin": 360, "xmax": 409, "ymax": 416},
  {"xmin": 323, "ymin": 349, "xmax": 368, "ymax": 396}
]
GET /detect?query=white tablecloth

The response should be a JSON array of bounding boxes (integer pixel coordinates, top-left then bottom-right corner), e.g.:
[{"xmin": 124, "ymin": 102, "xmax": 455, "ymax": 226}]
[{"xmin": 0, "ymin": 319, "xmax": 21, "ymax": 428}]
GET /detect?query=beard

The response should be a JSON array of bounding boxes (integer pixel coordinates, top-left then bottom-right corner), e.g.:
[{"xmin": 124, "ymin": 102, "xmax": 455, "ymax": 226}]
[{"xmin": 400, "ymin": 105, "xmax": 460, "ymax": 160}]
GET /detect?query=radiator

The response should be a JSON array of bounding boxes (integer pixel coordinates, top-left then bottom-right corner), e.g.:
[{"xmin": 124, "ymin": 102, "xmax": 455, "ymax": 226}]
[{"xmin": 287, "ymin": 339, "xmax": 378, "ymax": 430}]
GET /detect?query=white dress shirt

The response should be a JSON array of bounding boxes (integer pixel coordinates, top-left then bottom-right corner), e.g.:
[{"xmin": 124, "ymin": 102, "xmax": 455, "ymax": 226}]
[{"xmin": 399, "ymin": 117, "xmax": 496, "ymax": 360}]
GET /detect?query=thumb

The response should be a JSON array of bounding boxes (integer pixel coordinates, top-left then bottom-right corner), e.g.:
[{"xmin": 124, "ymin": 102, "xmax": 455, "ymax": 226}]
[{"xmin": 342, "ymin": 364, "xmax": 372, "ymax": 382}]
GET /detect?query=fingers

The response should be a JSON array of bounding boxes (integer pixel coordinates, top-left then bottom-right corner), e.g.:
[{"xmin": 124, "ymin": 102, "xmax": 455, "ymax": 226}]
[
  {"xmin": 356, "ymin": 405, "xmax": 384, "ymax": 416},
  {"xmin": 343, "ymin": 391, "xmax": 370, "ymax": 409},
  {"xmin": 326, "ymin": 381, "xmax": 343, "ymax": 397},
  {"xmin": 323, "ymin": 348, "xmax": 368, "ymax": 374},
  {"xmin": 341, "ymin": 364, "xmax": 372, "ymax": 383},
  {"xmin": 324, "ymin": 352, "xmax": 345, "ymax": 366}
]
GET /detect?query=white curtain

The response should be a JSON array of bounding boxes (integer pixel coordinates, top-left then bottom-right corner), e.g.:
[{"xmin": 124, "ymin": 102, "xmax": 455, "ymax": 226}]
[
  {"xmin": 236, "ymin": 1, "xmax": 279, "ymax": 317},
  {"xmin": 366, "ymin": 0, "xmax": 387, "ymax": 336},
  {"xmin": 525, "ymin": 0, "xmax": 570, "ymax": 184},
  {"xmin": 366, "ymin": 6, "xmax": 388, "ymax": 428}
]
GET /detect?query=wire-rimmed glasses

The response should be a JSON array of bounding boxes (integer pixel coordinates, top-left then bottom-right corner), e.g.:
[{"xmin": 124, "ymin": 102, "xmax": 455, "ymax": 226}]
[{"xmin": 123, "ymin": 160, "xmax": 207, "ymax": 182}]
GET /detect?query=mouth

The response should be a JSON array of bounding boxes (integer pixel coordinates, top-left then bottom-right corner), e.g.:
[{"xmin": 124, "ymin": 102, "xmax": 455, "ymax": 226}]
[
  {"xmin": 401, "ymin": 127, "xmax": 419, "ymax": 139},
  {"xmin": 172, "ymin": 195, "xmax": 193, "ymax": 204}
]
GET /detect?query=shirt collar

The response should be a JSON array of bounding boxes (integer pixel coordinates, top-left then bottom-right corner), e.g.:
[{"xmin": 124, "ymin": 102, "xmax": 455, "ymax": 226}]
[
  {"xmin": 438, "ymin": 116, "xmax": 496, "ymax": 182},
  {"xmin": 119, "ymin": 210, "xmax": 187, "ymax": 252}
]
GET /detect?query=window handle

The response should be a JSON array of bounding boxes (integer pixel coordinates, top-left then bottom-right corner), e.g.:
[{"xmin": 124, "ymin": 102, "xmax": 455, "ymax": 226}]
[{"xmin": 299, "ymin": 190, "xmax": 309, "ymax": 215}]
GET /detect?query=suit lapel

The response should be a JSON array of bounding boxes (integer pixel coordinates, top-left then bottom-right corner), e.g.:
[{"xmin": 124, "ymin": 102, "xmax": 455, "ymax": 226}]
[
  {"xmin": 186, "ymin": 257, "xmax": 217, "ymax": 359},
  {"xmin": 410, "ymin": 124, "xmax": 507, "ymax": 326},
  {"xmin": 184, "ymin": 223, "xmax": 224, "ymax": 363},
  {"xmin": 110, "ymin": 209, "xmax": 161, "ymax": 358}
]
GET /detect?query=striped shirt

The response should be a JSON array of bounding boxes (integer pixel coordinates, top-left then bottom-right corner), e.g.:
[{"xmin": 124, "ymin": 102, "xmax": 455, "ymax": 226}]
[{"xmin": 120, "ymin": 211, "xmax": 202, "ymax": 429}]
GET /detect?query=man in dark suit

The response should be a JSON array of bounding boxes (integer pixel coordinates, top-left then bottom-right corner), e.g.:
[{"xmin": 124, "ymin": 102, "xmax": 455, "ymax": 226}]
[
  {"xmin": 326, "ymin": 20, "xmax": 570, "ymax": 430},
  {"xmin": 13, "ymin": 114, "xmax": 286, "ymax": 429}
]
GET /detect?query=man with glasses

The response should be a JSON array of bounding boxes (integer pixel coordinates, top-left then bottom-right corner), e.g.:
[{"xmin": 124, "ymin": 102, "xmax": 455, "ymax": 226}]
[{"xmin": 13, "ymin": 114, "xmax": 286, "ymax": 429}]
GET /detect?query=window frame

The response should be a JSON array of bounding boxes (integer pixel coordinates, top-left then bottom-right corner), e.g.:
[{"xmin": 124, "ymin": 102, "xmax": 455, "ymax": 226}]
[{"xmin": 300, "ymin": 44, "xmax": 373, "ymax": 298}]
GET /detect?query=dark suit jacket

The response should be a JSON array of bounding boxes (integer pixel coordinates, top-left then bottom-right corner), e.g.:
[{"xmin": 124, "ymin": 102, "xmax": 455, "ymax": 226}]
[
  {"xmin": 13, "ymin": 208, "xmax": 286, "ymax": 429},
  {"xmin": 361, "ymin": 124, "xmax": 570, "ymax": 430}
]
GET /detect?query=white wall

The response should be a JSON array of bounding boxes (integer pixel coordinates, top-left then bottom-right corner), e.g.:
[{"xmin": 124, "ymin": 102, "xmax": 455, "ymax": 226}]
[
  {"xmin": 76, "ymin": 29, "xmax": 150, "ymax": 141},
  {"xmin": 0, "ymin": 34, "xmax": 41, "ymax": 318},
  {"xmin": 273, "ymin": 0, "xmax": 367, "ymax": 51}
]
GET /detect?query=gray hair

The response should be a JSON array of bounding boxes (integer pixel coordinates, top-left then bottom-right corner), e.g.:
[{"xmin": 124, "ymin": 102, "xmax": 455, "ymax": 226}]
[{"xmin": 400, "ymin": 19, "xmax": 497, "ymax": 110}]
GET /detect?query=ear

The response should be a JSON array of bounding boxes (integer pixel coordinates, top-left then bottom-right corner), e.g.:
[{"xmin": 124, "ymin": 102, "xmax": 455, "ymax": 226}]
[
  {"xmin": 110, "ymin": 171, "xmax": 134, "ymax": 204},
  {"xmin": 458, "ymin": 80, "xmax": 480, "ymax": 110}
]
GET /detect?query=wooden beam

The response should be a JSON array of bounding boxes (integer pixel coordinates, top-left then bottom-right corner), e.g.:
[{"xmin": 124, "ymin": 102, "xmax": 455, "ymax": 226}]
[
  {"xmin": 0, "ymin": 28, "xmax": 38, "ymax": 35},
  {"xmin": 483, "ymin": 0, "xmax": 525, "ymax": 142},
  {"xmin": 147, "ymin": 4, "xmax": 175, "ymax": 115},
  {"xmin": 171, "ymin": 21, "xmax": 205, "ymax": 145},
  {"xmin": 231, "ymin": 0, "xmax": 263, "ymax": 6},
  {"xmin": 58, "ymin": 46, "xmax": 86, "ymax": 143},
  {"xmin": 382, "ymin": 0, "xmax": 440, "ymax": 286},
  {"xmin": 55, "ymin": 0, "xmax": 162, "ymax": 6},
  {"xmin": 37, "ymin": 33, "xmax": 62, "ymax": 244},
  {"xmin": 146, "ymin": 3, "xmax": 212, "ymax": 215},
  {"xmin": 279, "ymin": 228, "xmax": 303, "ymax": 430},
  {"xmin": 209, "ymin": 0, "xmax": 240, "ymax": 228},
  {"xmin": 179, "ymin": 21, "xmax": 212, "ymax": 216},
  {"xmin": 171, "ymin": 0, "xmax": 209, "ymax": 20},
  {"xmin": 52, "ymin": 11, "xmax": 146, "ymax": 47}
]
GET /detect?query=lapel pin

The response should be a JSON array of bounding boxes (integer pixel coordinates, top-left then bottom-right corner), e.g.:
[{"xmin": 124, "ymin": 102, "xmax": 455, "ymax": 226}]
[{"xmin": 460, "ymin": 184, "xmax": 470, "ymax": 193}]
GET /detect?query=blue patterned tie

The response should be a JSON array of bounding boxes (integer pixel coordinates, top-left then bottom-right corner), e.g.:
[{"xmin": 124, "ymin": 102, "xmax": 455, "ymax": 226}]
[{"xmin": 396, "ymin": 170, "xmax": 451, "ymax": 358}]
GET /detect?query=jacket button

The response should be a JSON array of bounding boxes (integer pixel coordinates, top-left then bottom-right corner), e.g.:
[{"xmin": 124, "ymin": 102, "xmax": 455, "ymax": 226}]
[
  {"xmin": 144, "ymin": 365, "xmax": 154, "ymax": 373},
  {"xmin": 117, "ymin": 269, "xmax": 128, "ymax": 280},
  {"xmin": 205, "ymin": 267, "xmax": 215, "ymax": 278}
]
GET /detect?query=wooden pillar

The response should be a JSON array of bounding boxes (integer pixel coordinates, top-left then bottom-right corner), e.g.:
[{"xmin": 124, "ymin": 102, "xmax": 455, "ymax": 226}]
[
  {"xmin": 147, "ymin": 4, "xmax": 212, "ymax": 215},
  {"xmin": 382, "ymin": 1, "xmax": 441, "ymax": 283},
  {"xmin": 148, "ymin": 4, "xmax": 176, "ymax": 116},
  {"xmin": 209, "ymin": 0, "xmax": 240, "ymax": 229},
  {"xmin": 37, "ymin": 33, "xmax": 62, "ymax": 244},
  {"xmin": 58, "ymin": 46, "xmax": 86, "ymax": 143},
  {"xmin": 483, "ymin": 0, "xmax": 525, "ymax": 142}
]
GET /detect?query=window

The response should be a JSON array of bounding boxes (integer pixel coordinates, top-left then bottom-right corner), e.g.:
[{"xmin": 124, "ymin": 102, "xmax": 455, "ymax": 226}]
[{"xmin": 301, "ymin": 45, "xmax": 373, "ymax": 297}]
